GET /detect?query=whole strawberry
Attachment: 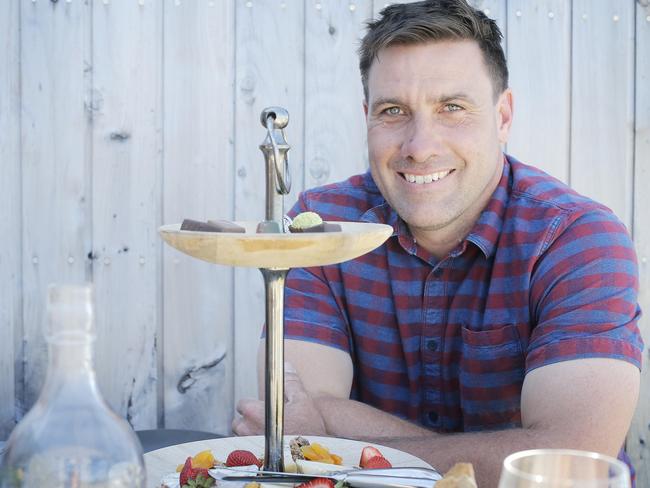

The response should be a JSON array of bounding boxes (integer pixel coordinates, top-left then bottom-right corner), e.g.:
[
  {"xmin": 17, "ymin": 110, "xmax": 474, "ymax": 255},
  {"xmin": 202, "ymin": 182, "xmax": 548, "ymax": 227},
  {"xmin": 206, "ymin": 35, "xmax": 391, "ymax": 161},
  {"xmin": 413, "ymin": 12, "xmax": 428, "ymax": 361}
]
[
  {"xmin": 225, "ymin": 449, "xmax": 261, "ymax": 467},
  {"xmin": 184, "ymin": 474, "xmax": 215, "ymax": 488},
  {"xmin": 179, "ymin": 456, "xmax": 214, "ymax": 487}
]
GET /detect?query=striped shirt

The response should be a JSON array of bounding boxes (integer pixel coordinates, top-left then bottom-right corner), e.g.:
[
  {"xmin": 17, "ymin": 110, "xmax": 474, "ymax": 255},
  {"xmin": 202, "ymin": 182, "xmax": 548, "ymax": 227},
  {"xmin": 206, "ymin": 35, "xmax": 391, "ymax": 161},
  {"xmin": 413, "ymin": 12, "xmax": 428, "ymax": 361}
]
[{"xmin": 284, "ymin": 155, "xmax": 642, "ymax": 433}]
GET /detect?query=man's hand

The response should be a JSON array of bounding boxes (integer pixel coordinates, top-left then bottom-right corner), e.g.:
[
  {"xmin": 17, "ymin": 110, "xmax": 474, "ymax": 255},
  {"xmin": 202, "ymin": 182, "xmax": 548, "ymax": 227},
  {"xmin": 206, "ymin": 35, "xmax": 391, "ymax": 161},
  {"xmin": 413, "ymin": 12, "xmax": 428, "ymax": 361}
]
[{"xmin": 232, "ymin": 363, "xmax": 327, "ymax": 436}]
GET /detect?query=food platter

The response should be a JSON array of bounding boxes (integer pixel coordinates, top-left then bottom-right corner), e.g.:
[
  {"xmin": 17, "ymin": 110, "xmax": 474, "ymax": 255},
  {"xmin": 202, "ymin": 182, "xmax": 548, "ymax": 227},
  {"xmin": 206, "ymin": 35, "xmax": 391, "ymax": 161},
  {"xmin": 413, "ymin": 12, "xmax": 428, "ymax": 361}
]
[
  {"xmin": 159, "ymin": 222, "xmax": 393, "ymax": 269},
  {"xmin": 146, "ymin": 435, "xmax": 433, "ymax": 488}
]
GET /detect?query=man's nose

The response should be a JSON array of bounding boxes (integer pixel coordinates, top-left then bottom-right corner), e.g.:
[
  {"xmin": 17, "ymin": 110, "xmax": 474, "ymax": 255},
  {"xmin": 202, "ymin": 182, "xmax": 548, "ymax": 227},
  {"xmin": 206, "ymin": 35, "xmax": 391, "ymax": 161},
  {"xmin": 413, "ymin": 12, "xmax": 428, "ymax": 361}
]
[{"xmin": 400, "ymin": 114, "xmax": 444, "ymax": 164}]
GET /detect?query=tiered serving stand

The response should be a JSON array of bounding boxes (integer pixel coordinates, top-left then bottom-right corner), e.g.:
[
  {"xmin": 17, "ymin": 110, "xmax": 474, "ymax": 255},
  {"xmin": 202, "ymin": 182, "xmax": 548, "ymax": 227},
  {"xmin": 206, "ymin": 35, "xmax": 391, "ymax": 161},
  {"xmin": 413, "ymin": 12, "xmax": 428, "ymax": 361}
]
[{"xmin": 159, "ymin": 107, "xmax": 392, "ymax": 472}]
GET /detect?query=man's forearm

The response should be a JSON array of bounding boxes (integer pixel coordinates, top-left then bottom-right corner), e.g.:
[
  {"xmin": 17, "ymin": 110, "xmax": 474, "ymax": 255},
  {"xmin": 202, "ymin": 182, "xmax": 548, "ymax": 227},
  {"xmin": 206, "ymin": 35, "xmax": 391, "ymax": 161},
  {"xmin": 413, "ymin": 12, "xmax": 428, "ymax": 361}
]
[
  {"xmin": 315, "ymin": 396, "xmax": 434, "ymax": 438},
  {"xmin": 369, "ymin": 429, "xmax": 544, "ymax": 488},
  {"xmin": 314, "ymin": 397, "xmax": 580, "ymax": 488}
]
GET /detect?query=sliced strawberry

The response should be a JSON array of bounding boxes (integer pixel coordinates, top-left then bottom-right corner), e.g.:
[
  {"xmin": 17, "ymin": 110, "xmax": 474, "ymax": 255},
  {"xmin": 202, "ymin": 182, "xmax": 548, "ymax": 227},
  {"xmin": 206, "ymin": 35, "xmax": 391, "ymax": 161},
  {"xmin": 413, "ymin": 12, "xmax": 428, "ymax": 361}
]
[
  {"xmin": 363, "ymin": 455, "xmax": 392, "ymax": 469},
  {"xmin": 359, "ymin": 446, "xmax": 384, "ymax": 468},
  {"xmin": 296, "ymin": 477, "xmax": 335, "ymax": 488},
  {"xmin": 225, "ymin": 449, "xmax": 261, "ymax": 467}
]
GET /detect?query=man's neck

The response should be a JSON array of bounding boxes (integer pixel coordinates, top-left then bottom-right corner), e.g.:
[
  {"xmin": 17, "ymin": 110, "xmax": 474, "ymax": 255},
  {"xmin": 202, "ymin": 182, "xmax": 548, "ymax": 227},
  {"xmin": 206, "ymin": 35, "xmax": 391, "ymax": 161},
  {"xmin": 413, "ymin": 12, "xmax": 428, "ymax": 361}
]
[
  {"xmin": 408, "ymin": 164, "xmax": 503, "ymax": 260},
  {"xmin": 409, "ymin": 218, "xmax": 476, "ymax": 260}
]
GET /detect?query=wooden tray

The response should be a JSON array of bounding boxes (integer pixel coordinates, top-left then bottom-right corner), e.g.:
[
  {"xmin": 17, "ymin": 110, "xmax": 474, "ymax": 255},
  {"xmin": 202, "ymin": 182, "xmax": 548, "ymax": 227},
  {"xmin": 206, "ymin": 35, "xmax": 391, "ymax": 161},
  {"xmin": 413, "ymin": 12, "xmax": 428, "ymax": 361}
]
[{"xmin": 159, "ymin": 221, "xmax": 393, "ymax": 268}]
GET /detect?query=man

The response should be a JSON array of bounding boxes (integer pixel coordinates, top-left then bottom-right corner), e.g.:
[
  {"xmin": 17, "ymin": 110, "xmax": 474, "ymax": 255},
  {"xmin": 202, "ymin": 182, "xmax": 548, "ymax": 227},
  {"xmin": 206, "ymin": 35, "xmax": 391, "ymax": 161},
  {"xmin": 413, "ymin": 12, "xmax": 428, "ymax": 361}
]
[{"xmin": 233, "ymin": 1, "xmax": 643, "ymax": 486}]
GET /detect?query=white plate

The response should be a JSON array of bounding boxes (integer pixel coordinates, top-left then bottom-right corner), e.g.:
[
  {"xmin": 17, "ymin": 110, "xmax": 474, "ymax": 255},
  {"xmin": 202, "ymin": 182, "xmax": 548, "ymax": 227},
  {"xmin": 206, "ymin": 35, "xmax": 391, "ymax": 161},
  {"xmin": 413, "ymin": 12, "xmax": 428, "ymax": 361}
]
[{"xmin": 146, "ymin": 435, "xmax": 433, "ymax": 488}]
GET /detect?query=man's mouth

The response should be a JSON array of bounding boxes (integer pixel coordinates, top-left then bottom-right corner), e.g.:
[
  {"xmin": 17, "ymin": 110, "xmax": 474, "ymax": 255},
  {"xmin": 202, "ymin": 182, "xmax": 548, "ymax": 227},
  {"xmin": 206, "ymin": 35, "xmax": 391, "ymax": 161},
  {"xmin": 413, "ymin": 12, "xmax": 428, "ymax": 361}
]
[{"xmin": 400, "ymin": 169, "xmax": 454, "ymax": 184}]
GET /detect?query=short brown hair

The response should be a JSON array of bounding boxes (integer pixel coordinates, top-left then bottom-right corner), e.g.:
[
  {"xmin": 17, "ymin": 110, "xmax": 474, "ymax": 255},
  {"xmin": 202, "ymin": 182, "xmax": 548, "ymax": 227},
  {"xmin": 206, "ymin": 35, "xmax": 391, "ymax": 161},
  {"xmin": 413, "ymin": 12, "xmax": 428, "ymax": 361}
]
[{"xmin": 359, "ymin": 0, "xmax": 508, "ymax": 100}]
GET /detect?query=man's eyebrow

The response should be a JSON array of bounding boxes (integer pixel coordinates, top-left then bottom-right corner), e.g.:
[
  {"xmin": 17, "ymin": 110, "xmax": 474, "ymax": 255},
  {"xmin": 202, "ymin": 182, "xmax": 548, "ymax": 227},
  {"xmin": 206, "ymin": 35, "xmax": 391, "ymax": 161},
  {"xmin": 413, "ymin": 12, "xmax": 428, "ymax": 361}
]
[
  {"xmin": 369, "ymin": 97, "xmax": 403, "ymax": 112},
  {"xmin": 370, "ymin": 93, "xmax": 478, "ymax": 111},
  {"xmin": 432, "ymin": 92, "xmax": 477, "ymax": 104}
]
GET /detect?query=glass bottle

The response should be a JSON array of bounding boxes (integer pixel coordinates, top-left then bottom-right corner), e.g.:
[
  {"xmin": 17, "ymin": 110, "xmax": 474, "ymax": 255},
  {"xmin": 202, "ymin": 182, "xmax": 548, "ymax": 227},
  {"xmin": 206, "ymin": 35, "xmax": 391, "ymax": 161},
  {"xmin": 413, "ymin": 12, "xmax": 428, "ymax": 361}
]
[{"xmin": 0, "ymin": 284, "xmax": 145, "ymax": 487}]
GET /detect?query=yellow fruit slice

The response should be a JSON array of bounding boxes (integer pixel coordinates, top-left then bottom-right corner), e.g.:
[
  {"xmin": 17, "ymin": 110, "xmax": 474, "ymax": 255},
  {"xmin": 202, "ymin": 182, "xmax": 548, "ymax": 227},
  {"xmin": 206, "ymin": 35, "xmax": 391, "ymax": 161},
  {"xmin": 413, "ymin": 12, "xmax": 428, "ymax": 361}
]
[
  {"xmin": 192, "ymin": 450, "xmax": 216, "ymax": 469},
  {"xmin": 310, "ymin": 443, "xmax": 329, "ymax": 458},
  {"xmin": 301, "ymin": 445, "xmax": 319, "ymax": 461},
  {"xmin": 299, "ymin": 443, "xmax": 342, "ymax": 465},
  {"xmin": 176, "ymin": 449, "xmax": 217, "ymax": 472}
]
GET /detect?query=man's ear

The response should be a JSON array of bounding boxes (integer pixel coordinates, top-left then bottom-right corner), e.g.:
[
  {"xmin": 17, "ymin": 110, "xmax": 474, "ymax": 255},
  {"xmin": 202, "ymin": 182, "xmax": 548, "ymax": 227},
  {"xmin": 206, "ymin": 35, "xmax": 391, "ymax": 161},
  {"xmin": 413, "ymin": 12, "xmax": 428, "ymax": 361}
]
[
  {"xmin": 496, "ymin": 88, "xmax": 514, "ymax": 145},
  {"xmin": 363, "ymin": 101, "xmax": 368, "ymax": 117}
]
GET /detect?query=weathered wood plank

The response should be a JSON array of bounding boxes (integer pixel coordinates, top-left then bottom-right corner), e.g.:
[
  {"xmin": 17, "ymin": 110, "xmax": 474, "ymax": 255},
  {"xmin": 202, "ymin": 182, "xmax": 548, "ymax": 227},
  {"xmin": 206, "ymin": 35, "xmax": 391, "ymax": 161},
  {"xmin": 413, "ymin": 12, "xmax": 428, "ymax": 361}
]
[
  {"xmin": 233, "ymin": 0, "xmax": 306, "ymax": 407},
  {"xmin": 506, "ymin": 0, "xmax": 570, "ymax": 181},
  {"xmin": 570, "ymin": 0, "xmax": 635, "ymax": 230},
  {"xmin": 0, "ymin": 0, "xmax": 20, "ymax": 439},
  {"xmin": 91, "ymin": 0, "xmax": 162, "ymax": 429},
  {"xmin": 373, "ymin": 0, "xmax": 419, "ymax": 18},
  {"xmin": 629, "ymin": 3, "xmax": 650, "ymax": 485},
  {"xmin": 20, "ymin": 0, "xmax": 92, "ymax": 411},
  {"xmin": 468, "ymin": 0, "xmax": 507, "ymax": 32},
  {"xmin": 304, "ymin": 0, "xmax": 373, "ymax": 187},
  {"xmin": 373, "ymin": 0, "xmax": 506, "ymax": 28},
  {"xmin": 163, "ymin": 0, "xmax": 235, "ymax": 435}
]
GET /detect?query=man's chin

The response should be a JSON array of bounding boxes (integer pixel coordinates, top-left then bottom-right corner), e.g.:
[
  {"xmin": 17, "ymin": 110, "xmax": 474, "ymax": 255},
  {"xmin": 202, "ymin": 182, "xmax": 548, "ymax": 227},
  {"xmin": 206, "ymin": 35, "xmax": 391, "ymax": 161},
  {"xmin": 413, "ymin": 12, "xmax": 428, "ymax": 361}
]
[{"xmin": 401, "ymin": 215, "xmax": 455, "ymax": 233}]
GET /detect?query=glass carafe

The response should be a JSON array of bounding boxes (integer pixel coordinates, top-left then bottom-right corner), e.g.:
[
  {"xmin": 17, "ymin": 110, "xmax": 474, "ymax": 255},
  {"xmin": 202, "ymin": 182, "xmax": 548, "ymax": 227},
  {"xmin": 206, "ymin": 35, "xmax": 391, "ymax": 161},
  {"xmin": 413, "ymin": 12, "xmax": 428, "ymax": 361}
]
[{"xmin": 0, "ymin": 284, "xmax": 145, "ymax": 487}]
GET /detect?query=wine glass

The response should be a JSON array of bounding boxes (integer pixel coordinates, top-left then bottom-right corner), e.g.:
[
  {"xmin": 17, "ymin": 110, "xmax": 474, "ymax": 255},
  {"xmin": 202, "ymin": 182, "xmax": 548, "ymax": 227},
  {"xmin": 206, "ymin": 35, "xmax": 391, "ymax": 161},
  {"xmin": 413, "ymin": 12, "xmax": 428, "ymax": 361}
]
[{"xmin": 498, "ymin": 449, "xmax": 631, "ymax": 488}]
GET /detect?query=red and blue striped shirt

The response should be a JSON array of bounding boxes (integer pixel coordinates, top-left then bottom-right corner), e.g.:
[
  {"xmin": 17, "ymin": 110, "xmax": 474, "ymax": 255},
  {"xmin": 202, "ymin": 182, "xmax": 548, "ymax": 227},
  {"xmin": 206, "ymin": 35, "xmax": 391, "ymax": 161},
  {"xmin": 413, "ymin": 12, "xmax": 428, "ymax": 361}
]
[{"xmin": 284, "ymin": 155, "xmax": 642, "ymax": 433}]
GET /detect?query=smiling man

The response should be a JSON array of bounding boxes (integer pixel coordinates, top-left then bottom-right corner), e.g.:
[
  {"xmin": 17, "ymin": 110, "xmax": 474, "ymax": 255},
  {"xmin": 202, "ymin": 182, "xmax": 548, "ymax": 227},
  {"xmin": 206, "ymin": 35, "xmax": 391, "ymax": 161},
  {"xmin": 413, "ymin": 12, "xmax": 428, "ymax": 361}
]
[{"xmin": 233, "ymin": 1, "xmax": 643, "ymax": 486}]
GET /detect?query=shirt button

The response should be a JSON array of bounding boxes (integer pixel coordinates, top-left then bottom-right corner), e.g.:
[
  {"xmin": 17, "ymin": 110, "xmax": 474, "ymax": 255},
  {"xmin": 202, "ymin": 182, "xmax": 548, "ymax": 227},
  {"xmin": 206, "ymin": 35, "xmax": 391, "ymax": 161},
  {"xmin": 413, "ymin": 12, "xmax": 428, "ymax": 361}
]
[
  {"xmin": 428, "ymin": 411, "xmax": 439, "ymax": 423},
  {"xmin": 426, "ymin": 339, "xmax": 439, "ymax": 352},
  {"xmin": 433, "ymin": 268, "xmax": 443, "ymax": 278}
]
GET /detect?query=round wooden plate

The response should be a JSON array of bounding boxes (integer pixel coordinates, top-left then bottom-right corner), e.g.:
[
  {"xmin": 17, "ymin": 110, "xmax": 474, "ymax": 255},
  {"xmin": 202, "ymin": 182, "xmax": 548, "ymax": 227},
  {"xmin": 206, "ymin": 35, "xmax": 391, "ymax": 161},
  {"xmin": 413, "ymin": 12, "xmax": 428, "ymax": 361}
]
[{"xmin": 159, "ymin": 221, "xmax": 393, "ymax": 268}]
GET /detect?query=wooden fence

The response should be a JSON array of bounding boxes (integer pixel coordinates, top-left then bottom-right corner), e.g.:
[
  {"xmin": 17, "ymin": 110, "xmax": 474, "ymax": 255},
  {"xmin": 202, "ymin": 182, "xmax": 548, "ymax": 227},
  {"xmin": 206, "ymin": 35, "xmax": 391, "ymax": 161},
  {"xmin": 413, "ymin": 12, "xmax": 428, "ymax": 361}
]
[{"xmin": 0, "ymin": 0, "xmax": 648, "ymax": 483}]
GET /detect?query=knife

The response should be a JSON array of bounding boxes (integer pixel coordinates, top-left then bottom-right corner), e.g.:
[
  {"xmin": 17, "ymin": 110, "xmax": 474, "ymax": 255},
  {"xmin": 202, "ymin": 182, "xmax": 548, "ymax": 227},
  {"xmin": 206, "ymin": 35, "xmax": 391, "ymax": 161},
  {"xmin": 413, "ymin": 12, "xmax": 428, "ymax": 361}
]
[{"xmin": 214, "ymin": 466, "xmax": 442, "ymax": 487}]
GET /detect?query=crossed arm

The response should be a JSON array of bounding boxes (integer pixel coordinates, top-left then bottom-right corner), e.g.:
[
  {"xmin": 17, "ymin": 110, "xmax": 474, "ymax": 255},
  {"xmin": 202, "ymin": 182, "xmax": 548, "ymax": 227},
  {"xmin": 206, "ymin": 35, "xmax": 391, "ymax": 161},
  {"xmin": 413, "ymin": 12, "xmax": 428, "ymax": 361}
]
[{"xmin": 233, "ymin": 339, "xmax": 640, "ymax": 488}]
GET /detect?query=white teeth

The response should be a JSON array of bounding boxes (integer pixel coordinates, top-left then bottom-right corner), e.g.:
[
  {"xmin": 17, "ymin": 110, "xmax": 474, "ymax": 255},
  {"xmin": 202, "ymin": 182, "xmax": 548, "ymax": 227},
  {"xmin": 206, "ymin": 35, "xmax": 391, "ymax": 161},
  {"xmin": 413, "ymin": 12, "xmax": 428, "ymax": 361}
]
[{"xmin": 403, "ymin": 170, "xmax": 451, "ymax": 184}]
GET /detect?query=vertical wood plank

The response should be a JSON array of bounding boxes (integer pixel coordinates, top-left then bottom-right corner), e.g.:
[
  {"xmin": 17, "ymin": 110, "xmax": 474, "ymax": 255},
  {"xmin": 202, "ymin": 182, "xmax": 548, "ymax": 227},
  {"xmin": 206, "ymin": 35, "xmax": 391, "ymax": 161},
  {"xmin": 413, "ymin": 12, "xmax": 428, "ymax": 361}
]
[
  {"xmin": 304, "ymin": 0, "xmax": 373, "ymax": 188},
  {"xmin": 506, "ymin": 0, "xmax": 570, "ymax": 181},
  {"xmin": 233, "ymin": 0, "xmax": 305, "ymax": 406},
  {"xmin": 163, "ymin": 0, "xmax": 235, "ymax": 435},
  {"xmin": 372, "ymin": 1, "xmax": 506, "ymax": 29},
  {"xmin": 571, "ymin": 0, "xmax": 635, "ymax": 230},
  {"xmin": 0, "ymin": 0, "xmax": 20, "ymax": 439},
  {"xmin": 372, "ymin": 0, "xmax": 419, "ymax": 18},
  {"xmin": 629, "ymin": 2, "xmax": 650, "ymax": 485},
  {"xmin": 91, "ymin": 0, "xmax": 162, "ymax": 429},
  {"xmin": 468, "ymin": 0, "xmax": 507, "ymax": 32},
  {"xmin": 20, "ymin": 0, "xmax": 92, "ymax": 411}
]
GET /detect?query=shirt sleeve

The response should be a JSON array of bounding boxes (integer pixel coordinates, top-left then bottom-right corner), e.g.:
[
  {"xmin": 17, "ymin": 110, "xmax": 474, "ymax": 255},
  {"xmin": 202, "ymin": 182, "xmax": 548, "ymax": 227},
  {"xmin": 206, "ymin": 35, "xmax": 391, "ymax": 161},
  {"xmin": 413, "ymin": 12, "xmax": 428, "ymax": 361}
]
[
  {"xmin": 282, "ymin": 193, "xmax": 352, "ymax": 353},
  {"xmin": 526, "ymin": 208, "xmax": 643, "ymax": 373},
  {"xmin": 283, "ymin": 266, "xmax": 352, "ymax": 353}
]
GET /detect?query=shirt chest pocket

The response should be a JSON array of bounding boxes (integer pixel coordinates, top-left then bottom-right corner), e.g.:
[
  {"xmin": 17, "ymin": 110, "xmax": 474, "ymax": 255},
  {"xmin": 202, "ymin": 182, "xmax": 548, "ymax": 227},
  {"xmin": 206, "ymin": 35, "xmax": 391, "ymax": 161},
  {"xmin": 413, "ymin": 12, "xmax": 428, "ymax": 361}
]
[{"xmin": 458, "ymin": 323, "xmax": 526, "ymax": 431}]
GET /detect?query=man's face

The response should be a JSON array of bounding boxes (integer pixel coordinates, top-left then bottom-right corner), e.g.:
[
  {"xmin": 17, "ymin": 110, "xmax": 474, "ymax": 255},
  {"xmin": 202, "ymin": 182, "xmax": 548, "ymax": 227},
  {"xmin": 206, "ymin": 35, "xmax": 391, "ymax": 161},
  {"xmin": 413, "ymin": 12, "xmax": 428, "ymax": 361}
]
[{"xmin": 365, "ymin": 40, "xmax": 512, "ymax": 235}]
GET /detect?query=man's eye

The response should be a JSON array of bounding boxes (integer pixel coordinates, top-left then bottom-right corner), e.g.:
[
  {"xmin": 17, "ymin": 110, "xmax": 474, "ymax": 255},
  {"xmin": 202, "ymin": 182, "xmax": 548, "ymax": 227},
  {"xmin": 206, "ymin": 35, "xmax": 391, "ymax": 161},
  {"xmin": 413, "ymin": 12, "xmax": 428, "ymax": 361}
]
[
  {"xmin": 443, "ymin": 104, "xmax": 463, "ymax": 112},
  {"xmin": 382, "ymin": 106, "xmax": 403, "ymax": 116}
]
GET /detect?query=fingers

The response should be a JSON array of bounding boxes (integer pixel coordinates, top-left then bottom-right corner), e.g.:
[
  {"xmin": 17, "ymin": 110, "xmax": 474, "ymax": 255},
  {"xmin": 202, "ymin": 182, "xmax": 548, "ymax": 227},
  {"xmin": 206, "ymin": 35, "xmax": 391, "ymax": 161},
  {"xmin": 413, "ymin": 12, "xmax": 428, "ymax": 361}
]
[{"xmin": 232, "ymin": 398, "xmax": 265, "ymax": 436}]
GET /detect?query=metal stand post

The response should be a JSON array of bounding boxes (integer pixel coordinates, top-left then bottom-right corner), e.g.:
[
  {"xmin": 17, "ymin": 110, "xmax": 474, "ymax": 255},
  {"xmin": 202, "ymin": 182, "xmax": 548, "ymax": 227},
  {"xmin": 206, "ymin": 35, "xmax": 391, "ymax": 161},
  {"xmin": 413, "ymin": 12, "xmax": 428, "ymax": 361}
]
[{"xmin": 260, "ymin": 267, "xmax": 289, "ymax": 472}]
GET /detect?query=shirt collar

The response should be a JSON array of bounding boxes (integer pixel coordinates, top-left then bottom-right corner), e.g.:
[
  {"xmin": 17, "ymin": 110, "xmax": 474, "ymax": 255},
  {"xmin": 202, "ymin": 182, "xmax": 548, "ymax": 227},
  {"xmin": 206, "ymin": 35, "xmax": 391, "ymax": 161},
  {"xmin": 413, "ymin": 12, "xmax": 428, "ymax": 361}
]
[
  {"xmin": 465, "ymin": 156, "xmax": 510, "ymax": 259},
  {"xmin": 359, "ymin": 172, "xmax": 400, "ymax": 235},
  {"xmin": 358, "ymin": 157, "xmax": 511, "ymax": 259}
]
